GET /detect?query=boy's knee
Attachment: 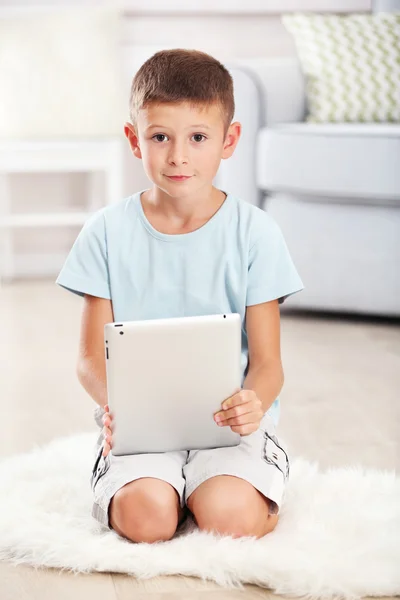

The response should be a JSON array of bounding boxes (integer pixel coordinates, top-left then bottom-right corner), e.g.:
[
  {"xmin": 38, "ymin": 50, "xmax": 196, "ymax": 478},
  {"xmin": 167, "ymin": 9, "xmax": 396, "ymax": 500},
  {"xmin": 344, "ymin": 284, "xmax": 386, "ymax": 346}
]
[
  {"xmin": 195, "ymin": 502, "xmax": 259, "ymax": 538},
  {"xmin": 190, "ymin": 483, "xmax": 278, "ymax": 538},
  {"xmin": 109, "ymin": 478, "xmax": 180, "ymax": 543},
  {"xmin": 196, "ymin": 503, "xmax": 278, "ymax": 538}
]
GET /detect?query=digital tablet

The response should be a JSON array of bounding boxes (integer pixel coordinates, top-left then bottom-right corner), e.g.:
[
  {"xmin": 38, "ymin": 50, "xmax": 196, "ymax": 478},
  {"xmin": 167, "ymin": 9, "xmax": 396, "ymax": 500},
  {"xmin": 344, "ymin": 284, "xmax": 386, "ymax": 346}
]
[{"xmin": 104, "ymin": 313, "xmax": 242, "ymax": 455}]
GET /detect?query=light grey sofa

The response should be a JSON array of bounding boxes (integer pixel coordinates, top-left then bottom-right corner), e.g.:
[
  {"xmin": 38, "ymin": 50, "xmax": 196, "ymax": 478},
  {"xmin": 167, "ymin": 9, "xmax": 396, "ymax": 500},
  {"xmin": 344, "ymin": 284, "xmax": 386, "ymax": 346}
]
[{"xmin": 216, "ymin": 6, "xmax": 400, "ymax": 317}]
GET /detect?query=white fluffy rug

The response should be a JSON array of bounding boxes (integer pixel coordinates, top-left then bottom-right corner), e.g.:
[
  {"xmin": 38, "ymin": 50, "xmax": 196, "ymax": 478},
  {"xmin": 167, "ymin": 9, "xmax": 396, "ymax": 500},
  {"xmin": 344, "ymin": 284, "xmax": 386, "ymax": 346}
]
[{"xmin": 1, "ymin": 433, "xmax": 399, "ymax": 599}]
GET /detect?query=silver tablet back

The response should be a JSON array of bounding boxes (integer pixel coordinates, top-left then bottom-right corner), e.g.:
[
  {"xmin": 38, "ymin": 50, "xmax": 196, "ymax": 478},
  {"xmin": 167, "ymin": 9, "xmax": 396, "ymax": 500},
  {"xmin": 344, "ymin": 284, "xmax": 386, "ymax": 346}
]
[{"xmin": 105, "ymin": 313, "xmax": 242, "ymax": 455}]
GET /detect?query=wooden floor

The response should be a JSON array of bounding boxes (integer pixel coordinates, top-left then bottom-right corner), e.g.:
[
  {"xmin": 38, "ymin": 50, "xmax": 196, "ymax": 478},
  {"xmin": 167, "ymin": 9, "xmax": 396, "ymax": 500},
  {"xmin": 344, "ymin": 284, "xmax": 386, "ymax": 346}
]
[{"xmin": 1, "ymin": 280, "xmax": 399, "ymax": 599}]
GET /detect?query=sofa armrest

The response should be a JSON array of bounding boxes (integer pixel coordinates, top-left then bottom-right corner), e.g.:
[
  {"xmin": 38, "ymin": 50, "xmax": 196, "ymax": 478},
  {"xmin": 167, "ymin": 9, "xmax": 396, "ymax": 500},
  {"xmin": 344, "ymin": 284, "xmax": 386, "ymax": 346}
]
[
  {"xmin": 214, "ymin": 57, "xmax": 306, "ymax": 206},
  {"xmin": 214, "ymin": 66, "xmax": 263, "ymax": 206},
  {"xmin": 234, "ymin": 57, "xmax": 306, "ymax": 126}
]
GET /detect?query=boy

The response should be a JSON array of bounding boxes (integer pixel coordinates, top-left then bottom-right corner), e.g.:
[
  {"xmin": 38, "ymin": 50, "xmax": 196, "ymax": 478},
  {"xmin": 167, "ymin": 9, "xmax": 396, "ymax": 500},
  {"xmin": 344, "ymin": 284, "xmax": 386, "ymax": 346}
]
[{"xmin": 56, "ymin": 49, "xmax": 304, "ymax": 543}]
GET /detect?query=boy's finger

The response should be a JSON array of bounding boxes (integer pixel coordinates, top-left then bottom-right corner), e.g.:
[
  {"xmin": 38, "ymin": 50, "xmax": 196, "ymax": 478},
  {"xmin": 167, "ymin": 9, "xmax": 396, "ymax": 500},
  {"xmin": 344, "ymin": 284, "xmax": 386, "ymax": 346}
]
[
  {"xmin": 102, "ymin": 414, "xmax": 113, "ymax": 427},
  {"xmin": 102, "ymin": 425, "xmax": 112, "ymax": 438},
  {"xmin": 215, "ymin": 403, "xmax": 254, "ymax": 423},
  {"xmin": 216, "ymin": 411, "xmax": 261, "ymax": 427},
  {"xmin": 222, "ymin": 389, "xmax": 249, "ymax": 411},
  {"xmin": 221, "ymin": 388, "xmax": 241, "ymax": 408},
  {"xmin": 230, "ymin": 422, "xmax": 259, "ymax": 436}
]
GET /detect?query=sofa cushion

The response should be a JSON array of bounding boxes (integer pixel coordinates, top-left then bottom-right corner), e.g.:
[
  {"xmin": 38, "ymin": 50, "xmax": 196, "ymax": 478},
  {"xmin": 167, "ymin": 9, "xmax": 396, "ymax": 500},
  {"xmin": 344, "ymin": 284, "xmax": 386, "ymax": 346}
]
[
  {"xmin": 263, "ymin": 192, "xmax": 400, "ymax": 316},
  {"xmin": 257, "ymin": 123, "xmax": 400, "ymax": 204}
]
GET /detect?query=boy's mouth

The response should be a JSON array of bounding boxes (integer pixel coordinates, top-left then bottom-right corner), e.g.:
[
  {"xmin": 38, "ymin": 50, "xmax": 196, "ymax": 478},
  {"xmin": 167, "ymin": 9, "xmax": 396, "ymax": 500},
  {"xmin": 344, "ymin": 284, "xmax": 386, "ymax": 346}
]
[{"xmin": 165, "ymin": 175, "xmax": 192, "ymax": 181}]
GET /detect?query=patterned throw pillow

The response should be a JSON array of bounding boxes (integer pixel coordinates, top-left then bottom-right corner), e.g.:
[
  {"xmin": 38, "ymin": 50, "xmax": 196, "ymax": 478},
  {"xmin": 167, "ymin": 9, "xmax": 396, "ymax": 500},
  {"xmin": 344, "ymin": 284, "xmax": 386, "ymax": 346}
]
[{"xmin": 282, "ymin": 13, "xmax": 400, "ymax": 123}]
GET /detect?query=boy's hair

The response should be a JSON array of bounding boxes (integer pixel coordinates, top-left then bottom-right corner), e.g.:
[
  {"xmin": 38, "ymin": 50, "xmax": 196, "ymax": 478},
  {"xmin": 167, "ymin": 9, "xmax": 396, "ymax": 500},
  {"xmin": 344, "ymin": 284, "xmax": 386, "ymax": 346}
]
[{"xmin": 129, "ymin": 49, "xmax": 235, "ymax": 137}]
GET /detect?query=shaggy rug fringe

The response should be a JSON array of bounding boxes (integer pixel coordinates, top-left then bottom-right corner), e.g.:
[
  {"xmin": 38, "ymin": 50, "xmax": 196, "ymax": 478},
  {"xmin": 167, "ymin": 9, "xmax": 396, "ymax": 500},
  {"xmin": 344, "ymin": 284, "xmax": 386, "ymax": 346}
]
[{"xmin": 1, "ymin": 432, "xmax": 399, "ymax": 599}]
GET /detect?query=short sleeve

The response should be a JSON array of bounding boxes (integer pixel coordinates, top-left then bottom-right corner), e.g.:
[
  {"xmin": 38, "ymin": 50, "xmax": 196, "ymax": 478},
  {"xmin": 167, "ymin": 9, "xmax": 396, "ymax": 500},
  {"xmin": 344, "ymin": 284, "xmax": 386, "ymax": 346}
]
[
  {"xmin": 246, "ymin": 218, "xmax": 304, "ymax": 306},
  {"xmin": 56, "ymin": 210, "xmax": 111, "ymax": 299}
]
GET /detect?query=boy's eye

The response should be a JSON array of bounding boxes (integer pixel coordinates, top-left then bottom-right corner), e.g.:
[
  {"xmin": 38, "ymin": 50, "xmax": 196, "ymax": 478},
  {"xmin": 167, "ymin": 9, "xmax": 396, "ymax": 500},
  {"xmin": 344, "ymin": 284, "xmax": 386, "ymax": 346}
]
[
  {"xmin": 151, "ymin": 133, "xmax": 207, "ymax": 143},
  {"xmin": 192, "ymin": 134, "xmax": 206, "ymax": 143},
  {"xmin": 152, "ymin": 134, "xmax": 168, "ymax": 142}
]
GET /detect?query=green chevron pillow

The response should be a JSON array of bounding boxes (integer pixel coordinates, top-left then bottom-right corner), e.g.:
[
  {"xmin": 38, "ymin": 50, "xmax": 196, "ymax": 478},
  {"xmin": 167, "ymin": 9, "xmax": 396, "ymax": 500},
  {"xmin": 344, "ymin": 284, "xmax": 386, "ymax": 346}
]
[{"xmin": 282, "ymin": 13, "xmax": 400, "ymax": 123}]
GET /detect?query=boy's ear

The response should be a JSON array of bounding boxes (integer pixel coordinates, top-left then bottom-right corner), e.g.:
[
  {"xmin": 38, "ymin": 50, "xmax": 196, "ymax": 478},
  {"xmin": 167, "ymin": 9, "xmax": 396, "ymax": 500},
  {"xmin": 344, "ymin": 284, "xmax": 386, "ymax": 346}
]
[
  {"xmin": 221, "ymin": 121, "xmax": 241, "ymax": 159},
  {"xmin": 124, "ymin": 122, "xmax": 142, "ymax": 159}
]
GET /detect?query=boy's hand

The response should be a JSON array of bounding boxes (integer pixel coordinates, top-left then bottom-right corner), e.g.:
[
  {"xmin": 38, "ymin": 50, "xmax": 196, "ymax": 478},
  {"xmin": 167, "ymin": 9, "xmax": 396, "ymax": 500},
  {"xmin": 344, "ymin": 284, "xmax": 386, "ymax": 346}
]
[
  {"xmin": 214, "ymin": 389, "xmax": 263, "ymax": 436},
  {"xmin": 102, "ymin": 404, "xmax": 113, "ymax": 457}
]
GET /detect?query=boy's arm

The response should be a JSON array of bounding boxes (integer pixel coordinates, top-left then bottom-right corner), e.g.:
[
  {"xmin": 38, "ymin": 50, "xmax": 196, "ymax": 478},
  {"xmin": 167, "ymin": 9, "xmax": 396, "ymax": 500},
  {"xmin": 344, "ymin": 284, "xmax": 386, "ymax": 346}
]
[
  {"xmin": 243, "ymin": 299, "xmax": 284, "ymax": 414},
  {"xmin": 77, "ymin": 294, "xmax": 114, "ymax": 409}
]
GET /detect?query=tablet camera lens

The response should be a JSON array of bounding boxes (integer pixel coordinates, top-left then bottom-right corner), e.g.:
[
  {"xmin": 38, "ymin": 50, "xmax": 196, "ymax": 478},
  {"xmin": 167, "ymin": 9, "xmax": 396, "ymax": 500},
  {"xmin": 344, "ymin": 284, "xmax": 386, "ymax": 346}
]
[
  {"xmin": 120, "ymin": 331, "xmax": 124, "ymax": 335},
  {"xmin": 223, "ymin": 315, "xmax": 226, "ymax": 318}
]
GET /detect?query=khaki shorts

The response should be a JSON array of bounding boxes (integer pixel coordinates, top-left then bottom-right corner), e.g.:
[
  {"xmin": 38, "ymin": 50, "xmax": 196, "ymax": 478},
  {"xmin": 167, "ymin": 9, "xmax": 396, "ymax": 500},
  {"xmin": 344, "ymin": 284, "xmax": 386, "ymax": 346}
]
[{"xmin": 90, "ymin": 406, "xmax": 290, "ymax": 529}]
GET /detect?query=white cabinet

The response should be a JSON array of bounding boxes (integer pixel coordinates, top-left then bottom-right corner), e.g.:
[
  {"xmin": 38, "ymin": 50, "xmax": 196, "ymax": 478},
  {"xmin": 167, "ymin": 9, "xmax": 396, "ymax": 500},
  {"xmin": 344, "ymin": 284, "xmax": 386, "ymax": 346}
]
[{"xmin": 0, "ymin": 138, "xmax": 124, "ymax": 281}]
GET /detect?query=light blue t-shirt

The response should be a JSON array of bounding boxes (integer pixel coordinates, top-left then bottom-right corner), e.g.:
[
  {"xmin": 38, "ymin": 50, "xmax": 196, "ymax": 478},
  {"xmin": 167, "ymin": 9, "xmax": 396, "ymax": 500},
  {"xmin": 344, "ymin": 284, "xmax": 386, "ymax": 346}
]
[{"xmin": 56, "ymin": 190, "xmax": 304, "ymax": 426}]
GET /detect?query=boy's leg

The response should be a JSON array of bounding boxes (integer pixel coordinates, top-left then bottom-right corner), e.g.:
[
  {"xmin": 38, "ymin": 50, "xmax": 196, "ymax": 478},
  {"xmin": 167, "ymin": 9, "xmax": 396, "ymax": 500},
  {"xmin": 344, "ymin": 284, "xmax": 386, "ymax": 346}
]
[
  {"xmin": 187, "ymin": 475, "xmax": 278, "ymax": 539},
  {"xmin": 109, "ymin": 477, "xmax": 185, "ymax": 543},
  {"xmin": 91, "ymin": 406, "xmax": 187, "ymax": 542},
  {"xmin": 184, "ymin": 412, "xmax": 289, "ymax": 538}
]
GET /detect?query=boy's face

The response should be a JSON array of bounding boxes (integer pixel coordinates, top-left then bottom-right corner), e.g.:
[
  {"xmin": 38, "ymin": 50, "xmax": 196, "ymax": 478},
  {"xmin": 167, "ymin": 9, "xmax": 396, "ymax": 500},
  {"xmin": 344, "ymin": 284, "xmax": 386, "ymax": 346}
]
[{"xmin": 125, "ymin": 101, "xmax": 241, "ymax": 198}]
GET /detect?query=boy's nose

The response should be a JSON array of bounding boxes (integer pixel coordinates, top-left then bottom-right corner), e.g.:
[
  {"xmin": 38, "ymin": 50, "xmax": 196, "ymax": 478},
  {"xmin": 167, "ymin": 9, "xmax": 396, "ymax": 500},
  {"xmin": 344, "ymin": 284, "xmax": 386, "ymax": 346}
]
[{"xmin": 167, "ymin": 143, "xmax": 188, "ymax": 166}]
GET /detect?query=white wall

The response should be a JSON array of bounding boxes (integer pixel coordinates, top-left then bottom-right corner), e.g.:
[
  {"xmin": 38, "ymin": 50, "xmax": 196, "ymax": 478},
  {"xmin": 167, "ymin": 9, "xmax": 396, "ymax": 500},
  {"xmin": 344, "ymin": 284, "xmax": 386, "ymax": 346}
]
[{"xmin": 1, "ymin": 0, "xmax": 371, "ymax": 279}]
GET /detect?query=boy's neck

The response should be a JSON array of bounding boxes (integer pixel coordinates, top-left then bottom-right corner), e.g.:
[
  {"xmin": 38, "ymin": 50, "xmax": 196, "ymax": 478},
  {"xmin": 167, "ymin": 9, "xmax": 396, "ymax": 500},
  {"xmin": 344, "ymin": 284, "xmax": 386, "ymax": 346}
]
[{"xmin": 140, "ymin": 186, "xmax": 227, "ymax": 236}]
